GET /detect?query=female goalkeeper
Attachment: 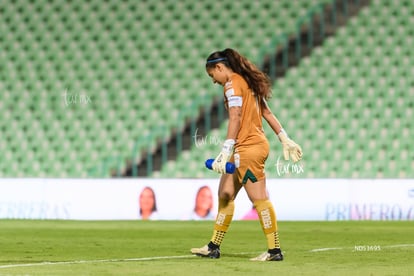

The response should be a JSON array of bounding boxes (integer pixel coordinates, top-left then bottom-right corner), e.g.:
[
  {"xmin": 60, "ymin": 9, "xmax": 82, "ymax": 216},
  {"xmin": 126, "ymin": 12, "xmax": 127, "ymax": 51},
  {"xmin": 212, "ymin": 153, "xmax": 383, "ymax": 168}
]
[{"xmin": 191, "ymin": 48, "xmax": 302, "ymax": 261}]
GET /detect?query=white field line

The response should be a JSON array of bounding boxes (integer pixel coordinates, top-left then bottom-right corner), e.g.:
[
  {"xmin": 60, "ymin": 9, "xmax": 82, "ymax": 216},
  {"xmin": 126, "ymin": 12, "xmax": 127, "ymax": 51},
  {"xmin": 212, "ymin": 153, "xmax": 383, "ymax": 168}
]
[
  {"xmin": 384, "ymin": 244, "xmax": 414, "ymax": 248},
  {"xmin": 309, "ymin": 247, "xmax": 343, "ymax": 252},
  {"xmin": 1, "ymin": 245, "xmax": 413, "ymax": 269},
  {"xmin": 0, "ymin": 255, "xmax": 196, "ymax": 269},
  {"xmin": 0, "ymin": 252, "xmax": 258, "ymax": 269}
]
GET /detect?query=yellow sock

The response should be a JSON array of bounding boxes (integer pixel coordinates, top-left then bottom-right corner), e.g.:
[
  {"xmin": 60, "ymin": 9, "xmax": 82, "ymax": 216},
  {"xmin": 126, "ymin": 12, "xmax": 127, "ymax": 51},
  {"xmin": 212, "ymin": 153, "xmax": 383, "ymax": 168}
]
[
  {"xmin": 210, "ymin": 198, "xmax": 234, "ymax": 246},
  {"xmin": 254, "ymin": 199, "xmax": 280, "ymax": 250}
]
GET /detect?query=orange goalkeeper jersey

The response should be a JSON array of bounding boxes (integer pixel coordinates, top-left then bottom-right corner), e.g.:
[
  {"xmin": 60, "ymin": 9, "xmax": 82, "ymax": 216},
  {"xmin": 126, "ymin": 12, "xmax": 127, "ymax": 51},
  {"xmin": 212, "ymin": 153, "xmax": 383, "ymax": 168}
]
[{"xmin": 223, "ymin": 73, "xmax": 268, "ymax": 148}]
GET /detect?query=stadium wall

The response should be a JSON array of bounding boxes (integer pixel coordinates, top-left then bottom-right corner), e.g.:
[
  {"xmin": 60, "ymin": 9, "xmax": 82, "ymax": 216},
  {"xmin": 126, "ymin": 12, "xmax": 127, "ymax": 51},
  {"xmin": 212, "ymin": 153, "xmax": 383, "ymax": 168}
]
[{"xmin": 0, "ymin": 179, "xmax": 413, "ymax": 221}]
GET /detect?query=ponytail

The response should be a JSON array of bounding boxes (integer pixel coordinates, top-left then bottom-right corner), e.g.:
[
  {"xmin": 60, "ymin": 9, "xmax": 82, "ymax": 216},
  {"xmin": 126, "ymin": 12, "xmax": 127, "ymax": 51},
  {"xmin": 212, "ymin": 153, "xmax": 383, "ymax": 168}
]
[{"xmin": 206, "ymin": 48, "xmax": 272, "ymax": 100}]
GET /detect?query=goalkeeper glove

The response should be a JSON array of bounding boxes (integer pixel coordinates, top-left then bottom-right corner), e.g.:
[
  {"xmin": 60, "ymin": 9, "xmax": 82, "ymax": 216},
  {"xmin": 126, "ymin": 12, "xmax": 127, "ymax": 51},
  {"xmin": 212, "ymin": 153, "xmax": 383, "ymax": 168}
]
[
  {"xmin": 212, "ymin": 139, "xmax": 235, "ymax": 174},
  {"xmin": 278, "ymin": 129, "xmax": 302, "ymax": 162}
]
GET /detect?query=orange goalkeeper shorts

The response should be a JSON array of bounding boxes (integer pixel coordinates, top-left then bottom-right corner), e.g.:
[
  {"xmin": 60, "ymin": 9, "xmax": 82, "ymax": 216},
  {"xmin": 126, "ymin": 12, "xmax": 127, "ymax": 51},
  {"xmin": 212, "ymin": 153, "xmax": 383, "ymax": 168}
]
[{"xmin": 231, "ymin": 140, "xmax": 269, "ymax": 184}]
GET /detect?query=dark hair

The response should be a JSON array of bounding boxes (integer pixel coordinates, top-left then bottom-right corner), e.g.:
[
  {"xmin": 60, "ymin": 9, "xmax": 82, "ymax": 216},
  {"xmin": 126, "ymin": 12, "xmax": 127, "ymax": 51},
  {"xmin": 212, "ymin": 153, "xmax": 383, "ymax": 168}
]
[{"xmin": 206, "ymin": 48, "xmax": 272, "ymax": 100}]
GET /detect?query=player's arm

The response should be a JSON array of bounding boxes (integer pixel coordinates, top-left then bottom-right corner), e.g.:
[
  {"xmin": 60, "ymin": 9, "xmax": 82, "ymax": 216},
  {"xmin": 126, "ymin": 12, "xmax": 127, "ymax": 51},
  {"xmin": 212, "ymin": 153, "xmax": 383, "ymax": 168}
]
[
  {"xmin": 211, "ymin": 83, "xmax": 242, "ymax": 174},
  {"xmin": 261, "ymin": 100, "xmax": 303, "ymax": 162},
  {"xmin": 226, "ymin": 106, "xmax": 241, "ymax": 140},
  {"xmin": 225, "ymin": 81, "xmax": 242, "ymax": 141},
  {"xmin": 261, "ymin": 100, "xmax": 283, "ymax": 135}
]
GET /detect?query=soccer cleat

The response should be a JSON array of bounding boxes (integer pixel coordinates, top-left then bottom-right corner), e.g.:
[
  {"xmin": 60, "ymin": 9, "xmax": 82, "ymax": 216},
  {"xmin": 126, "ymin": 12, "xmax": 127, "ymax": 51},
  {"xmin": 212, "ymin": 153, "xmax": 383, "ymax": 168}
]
[
  {"xmin": 250, "ymin": 251, "xmax": 284, "ymax": 261},
  {"xmin": 190, "ymin": 245, "xmax": 220, "ymax": 259}
]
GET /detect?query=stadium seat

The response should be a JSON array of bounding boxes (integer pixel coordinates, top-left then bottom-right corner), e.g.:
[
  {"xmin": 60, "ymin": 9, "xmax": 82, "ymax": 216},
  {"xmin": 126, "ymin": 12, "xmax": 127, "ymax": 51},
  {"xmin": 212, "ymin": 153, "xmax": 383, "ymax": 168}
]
[
  {"xmin": 1, "ymin": 0, "xmax": 411, "ymax": 178},
  {"xmin": 155, "ymin": 0, "xmax": 414, "ymax": 178}
]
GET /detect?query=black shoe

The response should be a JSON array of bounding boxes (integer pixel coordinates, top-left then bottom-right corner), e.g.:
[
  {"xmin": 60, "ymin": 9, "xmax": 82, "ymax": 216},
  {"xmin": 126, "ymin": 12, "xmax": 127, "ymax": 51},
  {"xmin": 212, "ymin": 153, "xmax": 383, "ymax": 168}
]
[
  {"xmin": 190, "ymin": 245, "xmax": 221, "ymax": 259},
  {"xmin": 250, "ymin": 251, "xmax": 283, "ymax": 261}
]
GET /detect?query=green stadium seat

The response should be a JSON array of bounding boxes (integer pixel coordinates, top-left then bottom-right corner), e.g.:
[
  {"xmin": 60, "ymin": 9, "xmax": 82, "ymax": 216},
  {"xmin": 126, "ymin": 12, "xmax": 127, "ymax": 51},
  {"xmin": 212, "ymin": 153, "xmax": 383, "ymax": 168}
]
[
  {"xmin": 1, "ymin": 0, "xmax": 412, "ymax": 178},
  {"xmin": 154, "ymin": 0, "xmax": 414, "ymax": 178}
]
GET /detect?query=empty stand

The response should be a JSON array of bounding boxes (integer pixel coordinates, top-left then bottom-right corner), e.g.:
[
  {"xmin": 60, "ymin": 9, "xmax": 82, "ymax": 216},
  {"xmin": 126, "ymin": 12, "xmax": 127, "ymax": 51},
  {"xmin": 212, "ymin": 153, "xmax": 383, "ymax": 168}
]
[
  {"xmin": 156, "ymin": 0, "xmax": 414, "ymax": 178},
  {"xmin": 0, "ymin": 0, "xmax": 329, "ymax": 177},
  {"xmin": 1, "ymin": 0, "xmax": 412, "ymax": 178}
]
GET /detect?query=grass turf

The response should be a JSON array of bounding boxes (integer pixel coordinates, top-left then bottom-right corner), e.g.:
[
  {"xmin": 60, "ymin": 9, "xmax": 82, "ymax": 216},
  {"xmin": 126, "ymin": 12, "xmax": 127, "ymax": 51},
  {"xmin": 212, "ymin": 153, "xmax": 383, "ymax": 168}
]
[{"xmin": 0, "ymin": 220, "xmax": 412, "ymax": 275}]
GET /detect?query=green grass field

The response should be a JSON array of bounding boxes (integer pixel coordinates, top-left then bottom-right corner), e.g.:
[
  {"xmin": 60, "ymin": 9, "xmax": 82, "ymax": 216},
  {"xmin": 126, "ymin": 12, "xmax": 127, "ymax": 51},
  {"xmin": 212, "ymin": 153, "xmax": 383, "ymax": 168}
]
[{"xmin": 0, "ymin": 220, "xmax": 412, "ymax": 275}]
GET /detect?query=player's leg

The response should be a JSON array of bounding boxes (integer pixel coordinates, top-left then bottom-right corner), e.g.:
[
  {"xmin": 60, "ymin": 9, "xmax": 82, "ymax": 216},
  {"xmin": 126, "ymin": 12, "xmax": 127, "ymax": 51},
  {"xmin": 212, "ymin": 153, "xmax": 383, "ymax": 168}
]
[
  {"xmin": 237, "ymin": 141, "xmax": 283, "ymax": 261},
  {"xmin": 191, "ymin": 173, "xmax": 242, "ymax": 258},
  {"xmin": 244, "ymin": 178, "xmax": 283, "ymax": 261},
  {"xmin": 209, "ymin": 173, "xmax": 242, "ymax": 250}
]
